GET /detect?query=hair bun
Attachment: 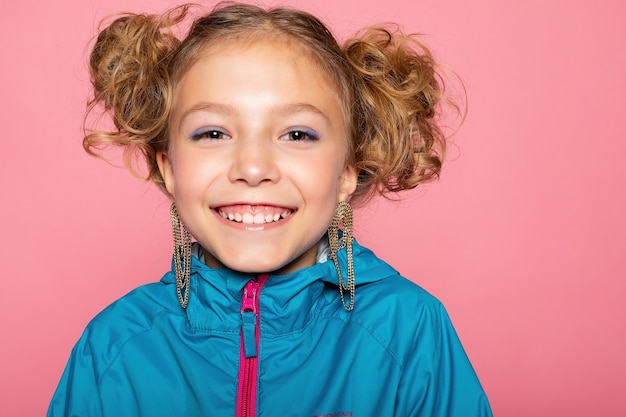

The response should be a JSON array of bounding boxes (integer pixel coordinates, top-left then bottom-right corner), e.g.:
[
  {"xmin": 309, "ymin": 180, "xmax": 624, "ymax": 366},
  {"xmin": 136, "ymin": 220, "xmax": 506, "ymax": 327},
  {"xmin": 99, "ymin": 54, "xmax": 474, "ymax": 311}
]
[
  {"xmin": 84, "ymin": 7, "xmax": 190, "ymax": 189},
  {"xmin": 344, "ymin": 27, "xmax": 458, "ymax": 201}
]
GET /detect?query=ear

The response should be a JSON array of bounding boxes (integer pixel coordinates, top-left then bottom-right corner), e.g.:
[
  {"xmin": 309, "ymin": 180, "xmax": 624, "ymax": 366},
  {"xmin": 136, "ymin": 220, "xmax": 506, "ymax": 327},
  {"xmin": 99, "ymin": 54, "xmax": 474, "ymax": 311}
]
[
  {"xmin": 338, "ymin": 164, "xmax": 358, "ymax": 202},
  {"xmin": 156, "ymin": 150, "xmax": 175, "ymax": 195}
]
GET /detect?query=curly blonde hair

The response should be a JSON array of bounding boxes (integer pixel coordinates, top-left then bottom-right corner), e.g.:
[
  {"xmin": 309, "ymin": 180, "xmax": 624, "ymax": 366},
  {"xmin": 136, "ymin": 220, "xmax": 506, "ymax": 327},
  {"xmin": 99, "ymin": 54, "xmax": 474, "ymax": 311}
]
[{"xmin": 85, "ymin": 2, "xmax": 460, "ymax": 203}]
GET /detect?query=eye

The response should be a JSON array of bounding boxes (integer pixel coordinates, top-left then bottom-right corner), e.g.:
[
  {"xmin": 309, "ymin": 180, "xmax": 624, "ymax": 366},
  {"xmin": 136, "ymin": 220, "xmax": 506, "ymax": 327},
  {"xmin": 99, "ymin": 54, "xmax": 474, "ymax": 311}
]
[
  {"xmin": 280, "ymin": 128, "xmax": 319, "ymax": 142},
  {"xmin": 190, "ymin": 127, "xmax": 231, "ymax": 141}
]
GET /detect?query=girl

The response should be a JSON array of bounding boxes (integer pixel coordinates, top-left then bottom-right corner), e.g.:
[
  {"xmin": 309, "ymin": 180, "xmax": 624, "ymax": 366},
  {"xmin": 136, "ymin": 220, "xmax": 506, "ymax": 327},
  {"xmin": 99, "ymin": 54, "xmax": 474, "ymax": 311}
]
[{"xmin": 48, "ymin": 2, "xmax": 492, "ymax": 416}]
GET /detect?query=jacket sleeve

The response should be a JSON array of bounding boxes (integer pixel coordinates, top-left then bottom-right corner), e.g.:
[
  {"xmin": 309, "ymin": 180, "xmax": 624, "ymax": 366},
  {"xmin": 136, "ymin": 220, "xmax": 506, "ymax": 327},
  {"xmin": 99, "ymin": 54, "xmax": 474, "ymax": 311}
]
[
  {"xmin": 47, "ymin": 334, "xmax": 104, "ymax": 417},
  {"xmin": 395, "ymin": 302, "xmax": 493, "ymax": 417}
]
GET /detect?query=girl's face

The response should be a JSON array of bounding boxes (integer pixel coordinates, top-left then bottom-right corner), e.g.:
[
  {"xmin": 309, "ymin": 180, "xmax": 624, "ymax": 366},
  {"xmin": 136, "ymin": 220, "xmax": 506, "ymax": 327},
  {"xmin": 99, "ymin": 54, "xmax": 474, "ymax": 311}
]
[{"xmin": 158, "ymin": 37, "xmax": 357, "ymax": 275}]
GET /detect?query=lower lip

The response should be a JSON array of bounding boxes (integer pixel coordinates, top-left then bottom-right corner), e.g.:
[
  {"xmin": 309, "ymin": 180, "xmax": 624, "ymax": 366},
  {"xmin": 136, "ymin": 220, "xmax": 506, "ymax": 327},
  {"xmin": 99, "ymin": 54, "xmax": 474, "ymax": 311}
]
[{"xmin": 213, "ymin": 210, "xmax": 293, "ymax": 231}]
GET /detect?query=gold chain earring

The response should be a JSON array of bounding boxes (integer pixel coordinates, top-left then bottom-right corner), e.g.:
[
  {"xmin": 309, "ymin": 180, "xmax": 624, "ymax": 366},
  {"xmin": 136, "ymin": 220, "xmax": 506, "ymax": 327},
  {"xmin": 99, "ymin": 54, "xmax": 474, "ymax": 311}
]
[
  {"xmin": 170, "ymin": 203, "xmax": 191, "ymax": 309},
  {"xmin": 328, "ymin": 201, "xmax": 355, "ymax": 311}
]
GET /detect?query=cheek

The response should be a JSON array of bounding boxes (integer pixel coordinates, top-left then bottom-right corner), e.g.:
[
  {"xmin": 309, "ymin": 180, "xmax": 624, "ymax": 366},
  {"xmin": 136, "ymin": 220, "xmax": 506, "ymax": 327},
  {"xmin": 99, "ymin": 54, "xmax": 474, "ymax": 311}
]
[
  {"xmin": 293, "ymin": 153, "xmax": 346, "ymax": 199},
  {"xmin": 170, "ymin": 150, "xmax": 216, "ymax": 200}
]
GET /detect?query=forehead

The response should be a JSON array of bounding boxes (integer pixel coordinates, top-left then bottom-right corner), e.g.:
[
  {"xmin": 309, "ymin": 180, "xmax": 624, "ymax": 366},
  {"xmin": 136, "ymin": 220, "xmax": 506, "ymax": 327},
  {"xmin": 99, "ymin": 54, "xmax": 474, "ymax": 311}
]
[
  {"xmin": 171, "ymin": 37, "xmax": 345, "ymax": 121},
  {"xmin": 181, "ymin": 35, "xmax": 329, "ymax": 82}
]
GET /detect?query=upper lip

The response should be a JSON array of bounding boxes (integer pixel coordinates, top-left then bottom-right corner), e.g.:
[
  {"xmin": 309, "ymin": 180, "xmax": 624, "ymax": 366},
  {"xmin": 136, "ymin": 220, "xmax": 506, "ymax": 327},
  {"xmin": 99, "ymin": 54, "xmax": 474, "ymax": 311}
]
[{"xmin": 212, "ymin": 202, "xmax": 297, "ymax": 210}]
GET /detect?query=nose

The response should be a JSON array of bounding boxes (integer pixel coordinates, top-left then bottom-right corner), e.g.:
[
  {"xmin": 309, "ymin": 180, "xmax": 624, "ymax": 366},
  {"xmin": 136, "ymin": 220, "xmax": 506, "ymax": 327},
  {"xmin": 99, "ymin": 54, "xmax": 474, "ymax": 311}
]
[{"xmin": 228, "ymin": 137, "xmax": 280, "ymax": 186}]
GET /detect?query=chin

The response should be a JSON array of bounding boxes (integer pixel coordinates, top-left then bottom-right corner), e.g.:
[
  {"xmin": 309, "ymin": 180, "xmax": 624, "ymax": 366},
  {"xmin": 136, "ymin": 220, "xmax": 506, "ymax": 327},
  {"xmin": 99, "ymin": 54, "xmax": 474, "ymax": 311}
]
[
  {"xmin": 226, "ymin": 252, "xmax": 314, "ymax": 276},
  {"xmin": 230, "ymin": 263, "xmax": 283, "ymax": 275},
  {"xmin": 204, "ymin": 242, "xmax": 319, "ymax": 275},
  {"xmin": 219, "ymin": 254, "xmax": 289, "ymax": 275}
]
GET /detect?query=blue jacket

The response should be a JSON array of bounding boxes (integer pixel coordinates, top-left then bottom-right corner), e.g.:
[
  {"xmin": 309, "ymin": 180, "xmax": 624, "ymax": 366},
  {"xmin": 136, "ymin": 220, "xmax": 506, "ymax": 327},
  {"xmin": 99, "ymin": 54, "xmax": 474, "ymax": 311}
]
[{"xmin": 48, "ymin": 241, "xmax": 492, "ymax": 416}]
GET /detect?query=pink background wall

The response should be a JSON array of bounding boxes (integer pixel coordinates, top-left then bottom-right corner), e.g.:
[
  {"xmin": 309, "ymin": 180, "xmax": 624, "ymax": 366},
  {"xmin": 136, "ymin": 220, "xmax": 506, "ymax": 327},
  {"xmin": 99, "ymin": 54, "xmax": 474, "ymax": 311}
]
[{"xmin": 1, "ymin": 0, "xmax": 625, "ymax": 415}]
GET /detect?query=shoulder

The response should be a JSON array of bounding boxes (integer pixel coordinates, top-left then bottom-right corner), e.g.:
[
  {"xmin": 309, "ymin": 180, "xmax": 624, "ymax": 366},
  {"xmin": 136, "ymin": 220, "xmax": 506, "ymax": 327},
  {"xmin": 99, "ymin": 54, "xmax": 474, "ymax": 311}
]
[
  {"xmin": 350, "ymin": 242, "xmax": 446, "ymax": 319},
  {"xmin": 344, "ymin": 249, "xmax": 493, "ymax": 414},
  {"xmin": 346, "ymin": 248, "xmax": 458, "ymax": 366},
  {"xmin": 357, "ymin": 272, "xmax": 450, "ymax": 338},
  {"xmin": 72, "ymin": 275, "xmax": 183, "ymax": 375},
  {"xmin": 90, "ymin": 277, "xmax": 181, "ymax": 329}
]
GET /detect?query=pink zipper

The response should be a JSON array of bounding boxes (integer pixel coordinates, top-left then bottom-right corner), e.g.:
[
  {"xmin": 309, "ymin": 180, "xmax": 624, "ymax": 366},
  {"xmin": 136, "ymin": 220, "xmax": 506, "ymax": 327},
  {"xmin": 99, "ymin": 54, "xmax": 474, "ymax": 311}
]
[{"xmin": 236, "ymin": 274, "xmax": 268, "ymax": 417}]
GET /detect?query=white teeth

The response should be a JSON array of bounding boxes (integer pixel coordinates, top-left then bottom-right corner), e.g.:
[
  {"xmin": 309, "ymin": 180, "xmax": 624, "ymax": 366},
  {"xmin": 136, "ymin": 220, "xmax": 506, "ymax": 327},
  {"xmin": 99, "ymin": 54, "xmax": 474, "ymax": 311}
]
[{"xmin": 219, "ymin": 209, "xmax": 293, "ymax": 224}]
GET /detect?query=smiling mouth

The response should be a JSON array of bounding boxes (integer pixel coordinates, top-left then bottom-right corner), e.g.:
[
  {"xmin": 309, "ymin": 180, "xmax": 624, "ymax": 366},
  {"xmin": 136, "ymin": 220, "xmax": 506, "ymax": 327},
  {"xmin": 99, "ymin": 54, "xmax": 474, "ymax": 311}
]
[{"xmin": 216, "ymin": 205, "xmax": 294, "ymax": 225}]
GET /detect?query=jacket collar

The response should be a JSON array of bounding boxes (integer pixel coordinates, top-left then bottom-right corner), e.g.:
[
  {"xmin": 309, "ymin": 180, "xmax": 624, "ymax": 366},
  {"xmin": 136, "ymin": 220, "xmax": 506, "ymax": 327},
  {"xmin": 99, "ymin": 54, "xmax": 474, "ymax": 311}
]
[{"xmin": 161, "ymin": 240, "xmax": 398, "ymax": 332}]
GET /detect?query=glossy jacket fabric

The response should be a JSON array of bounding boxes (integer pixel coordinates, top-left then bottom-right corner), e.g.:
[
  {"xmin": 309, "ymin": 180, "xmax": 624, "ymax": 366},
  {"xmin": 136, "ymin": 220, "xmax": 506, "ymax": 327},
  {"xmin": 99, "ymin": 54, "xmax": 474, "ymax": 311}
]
[{"xmin": 47, "ymin": 241, "xmax": 492, "ymax": 416}]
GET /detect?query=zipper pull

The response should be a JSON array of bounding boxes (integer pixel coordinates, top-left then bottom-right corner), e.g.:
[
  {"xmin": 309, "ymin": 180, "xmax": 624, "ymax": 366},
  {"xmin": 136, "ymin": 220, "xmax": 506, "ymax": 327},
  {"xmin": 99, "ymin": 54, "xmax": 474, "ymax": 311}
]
[{"xmin": 241, "ymin": 281, "xmax": 258, "ymax": 358}]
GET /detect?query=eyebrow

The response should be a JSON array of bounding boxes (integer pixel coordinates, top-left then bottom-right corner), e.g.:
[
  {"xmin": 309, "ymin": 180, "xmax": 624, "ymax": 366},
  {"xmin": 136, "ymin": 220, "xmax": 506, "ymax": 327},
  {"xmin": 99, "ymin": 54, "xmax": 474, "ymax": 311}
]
[
  {"xmin": 275, "ymin": 103, "xmax": 331, "ymax": 123},
  {"xmin": 177, "ymin": 102, "xmax": 235, "ymax": 126},
  {"xmin": 176, "ymin": 101, "xmax": 332, "ymax": 131}
]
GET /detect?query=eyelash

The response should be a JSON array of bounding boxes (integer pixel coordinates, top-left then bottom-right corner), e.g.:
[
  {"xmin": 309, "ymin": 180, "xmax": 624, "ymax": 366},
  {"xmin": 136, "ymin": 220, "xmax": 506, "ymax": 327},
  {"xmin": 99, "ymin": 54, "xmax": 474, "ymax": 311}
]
[
  {"xmin": 190, "ymin": 127, "xmax": 230, "ymax": 141},
  {"xmin": 280, "ymin": 128, "xmax": 319, "ymax": 141},
  {"xmin": 189, "ymin": 127, "xmax": 319, "ymax": 141}
]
